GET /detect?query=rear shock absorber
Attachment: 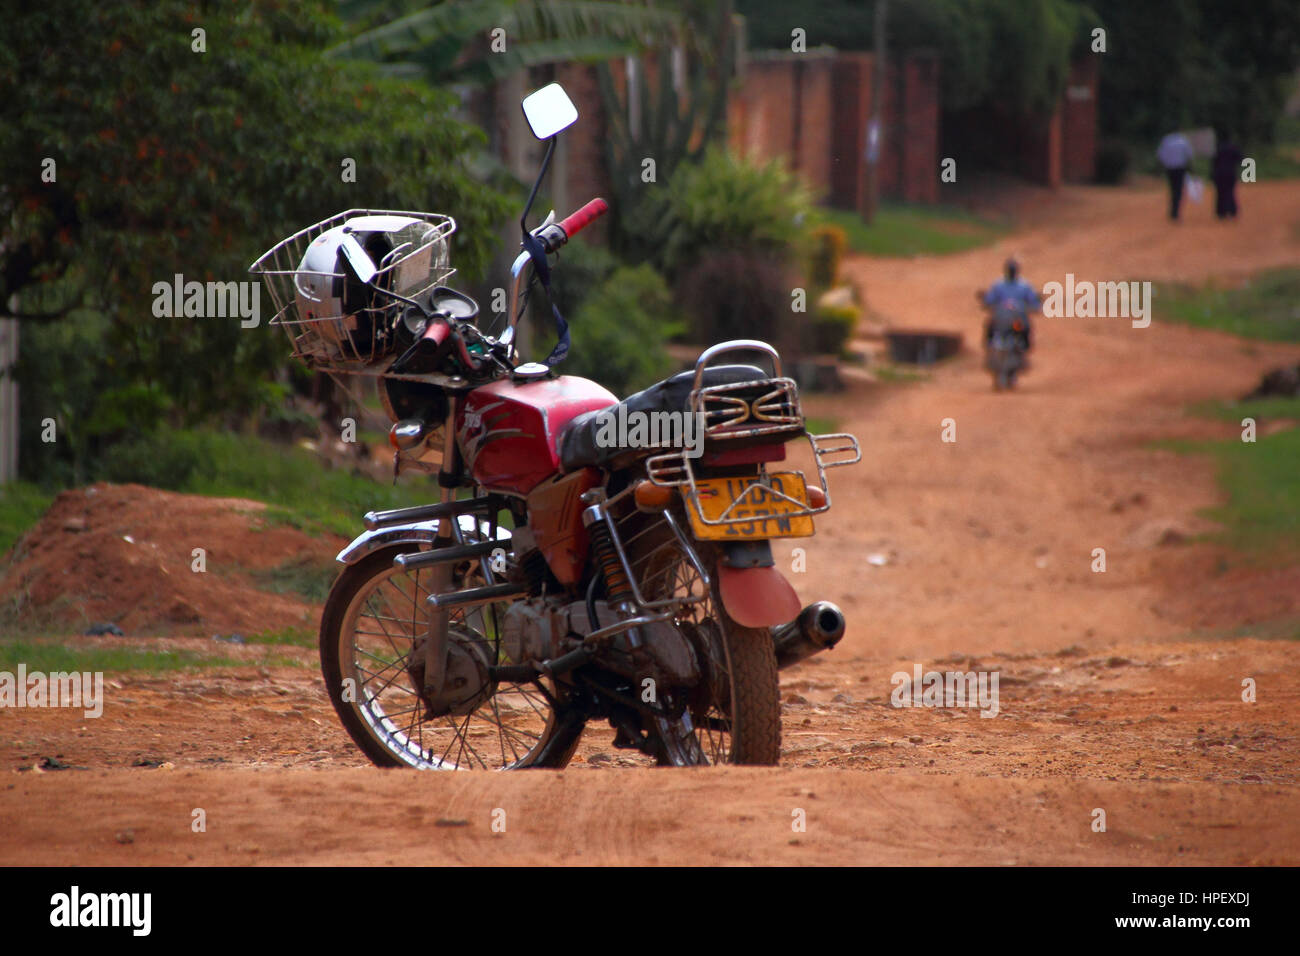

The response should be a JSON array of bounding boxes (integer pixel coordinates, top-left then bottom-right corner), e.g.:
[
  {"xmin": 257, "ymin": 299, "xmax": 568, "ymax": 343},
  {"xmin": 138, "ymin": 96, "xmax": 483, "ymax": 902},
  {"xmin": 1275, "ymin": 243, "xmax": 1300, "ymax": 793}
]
[{"xmin": 582, "ymin": 504, "xmax": 633, "ymax": 607}]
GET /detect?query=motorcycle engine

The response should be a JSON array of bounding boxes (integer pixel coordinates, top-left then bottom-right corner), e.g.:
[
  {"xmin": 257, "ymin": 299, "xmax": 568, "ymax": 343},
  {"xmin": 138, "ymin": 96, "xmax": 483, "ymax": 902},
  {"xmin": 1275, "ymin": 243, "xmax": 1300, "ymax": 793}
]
[{"xmin": 502, "ymin": 598, "xmax": 699, "ymax": 687}]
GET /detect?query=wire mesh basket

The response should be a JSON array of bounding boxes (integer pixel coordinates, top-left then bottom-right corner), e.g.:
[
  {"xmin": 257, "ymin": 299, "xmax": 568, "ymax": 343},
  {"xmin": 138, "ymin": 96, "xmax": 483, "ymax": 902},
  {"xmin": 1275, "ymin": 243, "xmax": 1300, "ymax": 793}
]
[{"xmin": 250, "ymin": 209, "xmax": 456, "ymax": 370}]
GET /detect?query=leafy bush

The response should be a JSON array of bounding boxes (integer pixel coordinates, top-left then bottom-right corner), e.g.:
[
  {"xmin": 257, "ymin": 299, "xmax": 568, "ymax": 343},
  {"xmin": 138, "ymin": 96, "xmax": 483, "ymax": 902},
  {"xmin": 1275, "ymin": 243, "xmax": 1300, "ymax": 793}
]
[
  {"xmin": 807, "ymin": 224, "xmax": 848, "ymax": 290},
  {"xmin": 550, "ymin": 238, "xmax": 622, "ymax": 318},
  {"xmin": 658, "ymin": 147, "xmax": 813, "ymax": 277},
  {"xmin": 677, "ymin": 251, "xmax": 795, "ymax": 351},
  {"xmin": 640, "ymin": 149, "xmax": 812, "ymax": 345},
  {"xmin": 810, "ymin": 302, "xmax": 860, "ymax": 356},
  {"xmin": 561, "ymin": 265, "xmax": 681, "ymax": 396},
  {"xmin": 96, "ymin": 428, "xmax": 207, "ymax": 489}
]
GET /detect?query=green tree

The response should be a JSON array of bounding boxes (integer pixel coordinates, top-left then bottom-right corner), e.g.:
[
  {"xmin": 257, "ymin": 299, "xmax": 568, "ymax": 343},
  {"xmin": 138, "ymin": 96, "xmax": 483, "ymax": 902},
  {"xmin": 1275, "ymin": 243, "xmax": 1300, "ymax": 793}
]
[
  {"xmin": 737, "ymin": 0, "xmax": 1092, "ymax": 116},
  {"xmin": 0, "ymin": 0, "xmax": 510, "ymax": 482},
  {"xmin": 1090, "ymin": 0, "xmax": 1300, "ymax": 145}
]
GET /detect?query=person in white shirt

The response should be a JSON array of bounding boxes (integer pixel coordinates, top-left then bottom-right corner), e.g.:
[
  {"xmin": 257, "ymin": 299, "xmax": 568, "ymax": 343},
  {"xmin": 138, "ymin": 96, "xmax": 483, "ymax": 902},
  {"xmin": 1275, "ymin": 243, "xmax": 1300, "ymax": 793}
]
[{"xmin": 1157, "ymin": 131, "xmax": 1195, "ymax": 221}]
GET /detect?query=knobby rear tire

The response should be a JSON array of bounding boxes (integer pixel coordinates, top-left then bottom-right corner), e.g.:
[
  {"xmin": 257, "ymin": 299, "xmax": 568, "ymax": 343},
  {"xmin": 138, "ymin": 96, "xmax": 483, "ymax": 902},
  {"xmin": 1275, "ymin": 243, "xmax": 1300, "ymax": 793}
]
[{"xmin": 717, "ymin": 615, "xmax": 783, "ymax": 765}]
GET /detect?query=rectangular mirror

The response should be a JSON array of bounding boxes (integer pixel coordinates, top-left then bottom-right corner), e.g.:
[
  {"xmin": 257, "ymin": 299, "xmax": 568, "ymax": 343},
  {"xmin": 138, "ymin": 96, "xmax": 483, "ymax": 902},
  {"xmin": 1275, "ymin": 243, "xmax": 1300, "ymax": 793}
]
[{"xmin": 521, "ymin": 83, "xmax": 578, "ymax": 140}]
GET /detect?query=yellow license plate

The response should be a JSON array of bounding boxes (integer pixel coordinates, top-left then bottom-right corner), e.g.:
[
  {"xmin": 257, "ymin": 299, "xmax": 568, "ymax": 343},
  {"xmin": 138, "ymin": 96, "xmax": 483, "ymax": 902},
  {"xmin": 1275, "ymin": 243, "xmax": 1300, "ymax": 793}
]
[{"xmin": 685, "ymin": 472, "xmax": 815, "ymax": 540}]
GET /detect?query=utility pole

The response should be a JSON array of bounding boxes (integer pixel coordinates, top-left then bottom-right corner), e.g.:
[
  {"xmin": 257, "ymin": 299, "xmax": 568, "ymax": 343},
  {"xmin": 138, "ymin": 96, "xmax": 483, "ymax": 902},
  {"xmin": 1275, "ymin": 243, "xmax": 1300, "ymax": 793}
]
[
  {"xmin": 860, "ymin": 0, "xmax": 887, "ymax": 223},
  {"xmin": 0, "ymin": 319, "xmax": 17, "ymax": 484}
]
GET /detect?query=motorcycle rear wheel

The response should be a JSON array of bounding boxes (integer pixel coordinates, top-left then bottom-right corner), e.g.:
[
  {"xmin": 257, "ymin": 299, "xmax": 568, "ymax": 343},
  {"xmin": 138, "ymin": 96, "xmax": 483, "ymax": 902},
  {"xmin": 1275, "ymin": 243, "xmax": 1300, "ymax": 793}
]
[{"xmin": 631, "ymin": 525, "xmax": 782, "ymax": 766}]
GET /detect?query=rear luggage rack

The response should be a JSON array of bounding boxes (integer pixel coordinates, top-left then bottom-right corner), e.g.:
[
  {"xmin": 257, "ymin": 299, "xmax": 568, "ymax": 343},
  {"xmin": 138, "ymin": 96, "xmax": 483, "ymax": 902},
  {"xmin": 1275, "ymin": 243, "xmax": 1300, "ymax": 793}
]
[
  {"xmin": 688, "ymin": 340, "xmax": 804, "ymax": 447},
  {"xmin": 647, "ymin": 340, "xmax": 862, "ymax": 534}
]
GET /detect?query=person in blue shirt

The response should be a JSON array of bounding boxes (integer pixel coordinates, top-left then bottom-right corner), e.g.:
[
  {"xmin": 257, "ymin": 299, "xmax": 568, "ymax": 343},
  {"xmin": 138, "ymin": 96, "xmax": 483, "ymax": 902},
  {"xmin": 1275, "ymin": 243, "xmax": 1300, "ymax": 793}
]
[
  {"xmin": 1157, "ymin": 131, "xmax": 1196, "ymax": 220},
  {"xmin": 982, "ymin": 258, "xmax": 1039, "ymax": 351}
]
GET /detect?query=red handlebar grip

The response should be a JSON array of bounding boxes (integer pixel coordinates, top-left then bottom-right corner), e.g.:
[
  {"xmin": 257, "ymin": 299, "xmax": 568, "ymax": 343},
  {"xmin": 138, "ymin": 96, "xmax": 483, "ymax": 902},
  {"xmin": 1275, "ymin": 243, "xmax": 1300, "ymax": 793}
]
[
  {"xmin": 559, "ymin": 198, "xmax": 609, "ymax": 240},
  {"xmin": 422, "ymin": 319, "xmax": 451, "ymax": 345}
]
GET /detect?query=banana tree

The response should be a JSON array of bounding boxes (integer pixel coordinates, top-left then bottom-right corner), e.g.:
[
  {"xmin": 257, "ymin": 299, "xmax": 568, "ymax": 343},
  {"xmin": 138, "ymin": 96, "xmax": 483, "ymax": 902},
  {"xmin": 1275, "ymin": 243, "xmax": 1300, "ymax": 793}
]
[
  {"xmin": 329, "ymin": 0, "xmax": 680, "ymax": 85},
  {"xmin": 594, "ymin": 0, "xmax": 736, "ymax": 261},
  {"xmin": 330, "ymin": 0, "xmax": 735, "ymax": 258}
]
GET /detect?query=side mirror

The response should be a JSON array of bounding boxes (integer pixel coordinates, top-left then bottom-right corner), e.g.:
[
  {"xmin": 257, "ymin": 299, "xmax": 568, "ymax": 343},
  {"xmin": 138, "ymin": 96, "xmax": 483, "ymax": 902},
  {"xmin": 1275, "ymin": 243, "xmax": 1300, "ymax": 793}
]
[{"xmin": 521, "ymin": 83, "xmax": 578, "ymax": 140}]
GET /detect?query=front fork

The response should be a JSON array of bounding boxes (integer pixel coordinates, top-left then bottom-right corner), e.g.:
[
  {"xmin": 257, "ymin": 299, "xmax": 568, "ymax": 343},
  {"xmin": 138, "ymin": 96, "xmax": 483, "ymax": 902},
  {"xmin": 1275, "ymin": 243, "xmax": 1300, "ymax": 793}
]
[{"xmin": 422, "ymin": 396, "xmax": 464, "ymax": 697}]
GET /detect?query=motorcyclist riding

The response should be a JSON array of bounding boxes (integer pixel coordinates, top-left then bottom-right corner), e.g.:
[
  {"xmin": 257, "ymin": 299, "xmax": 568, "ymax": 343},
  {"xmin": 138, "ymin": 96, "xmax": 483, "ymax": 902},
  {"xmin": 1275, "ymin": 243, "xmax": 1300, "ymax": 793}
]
[{"xmin": 983, "ymin": 257, "xmax": 1039, "ymax": 352}]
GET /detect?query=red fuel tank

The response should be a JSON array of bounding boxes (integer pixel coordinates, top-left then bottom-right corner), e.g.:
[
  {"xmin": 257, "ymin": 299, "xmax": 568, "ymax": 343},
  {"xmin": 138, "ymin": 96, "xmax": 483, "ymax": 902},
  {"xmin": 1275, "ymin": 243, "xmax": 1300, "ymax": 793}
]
[{"xmin": 456, "ymin": 376, "xmax": 617, "ymax": 496}]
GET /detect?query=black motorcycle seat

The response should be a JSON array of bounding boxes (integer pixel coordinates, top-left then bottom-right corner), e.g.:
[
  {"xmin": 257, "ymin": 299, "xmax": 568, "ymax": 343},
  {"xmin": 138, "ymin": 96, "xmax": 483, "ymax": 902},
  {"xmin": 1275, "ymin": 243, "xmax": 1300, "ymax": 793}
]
[{"xmin": 559, "ymin": 364, "xmax": 765, "ymax": 472}]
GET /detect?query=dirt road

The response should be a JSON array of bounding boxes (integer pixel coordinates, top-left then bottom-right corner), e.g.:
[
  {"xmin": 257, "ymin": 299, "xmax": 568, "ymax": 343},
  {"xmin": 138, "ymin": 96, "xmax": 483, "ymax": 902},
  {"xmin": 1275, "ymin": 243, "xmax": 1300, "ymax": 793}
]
[{"xmin": 2, "ymin": 180, "xmax": 1298, "ymax": 865}]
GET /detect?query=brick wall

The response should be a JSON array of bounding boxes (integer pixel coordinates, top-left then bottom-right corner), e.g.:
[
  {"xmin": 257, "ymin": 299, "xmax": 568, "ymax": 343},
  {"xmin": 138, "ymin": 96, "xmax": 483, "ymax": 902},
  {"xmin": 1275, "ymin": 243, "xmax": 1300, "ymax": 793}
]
[
  {"xmin": 898, "ymin": 52, "xmax": 941, "ymax": 203},
  {"xmin": 1061, "ymin": 56, "xmax": 1098, "ymax": 183},
  {"xmin": 753, "ymin": 49, "xmax": 945, "ymax": 209},
  {"xmin": 484, "ymin": 46, "xmax": 946, "ymax": 228},
  {"xmin": 942, "ymin": 53, "xmax": 1098, "ymax": 187},
  {"xmin": 729, "ymin": 50, "xmax": 836, "ymax": 196}
]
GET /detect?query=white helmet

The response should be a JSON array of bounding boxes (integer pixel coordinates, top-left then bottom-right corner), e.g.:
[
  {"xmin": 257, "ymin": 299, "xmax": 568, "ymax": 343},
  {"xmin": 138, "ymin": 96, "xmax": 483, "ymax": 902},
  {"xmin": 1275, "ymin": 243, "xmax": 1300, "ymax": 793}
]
[{"xmin": 293, "ymin": 215, "xmax": 446, "ymax": 361}]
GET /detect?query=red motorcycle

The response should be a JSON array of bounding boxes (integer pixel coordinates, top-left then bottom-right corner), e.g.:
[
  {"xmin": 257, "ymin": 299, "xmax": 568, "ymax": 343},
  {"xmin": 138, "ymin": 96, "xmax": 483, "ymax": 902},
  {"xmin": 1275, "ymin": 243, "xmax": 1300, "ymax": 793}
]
[{"xmin": 250, "ymin": 84, "xmax": 859, "ymax": 768}]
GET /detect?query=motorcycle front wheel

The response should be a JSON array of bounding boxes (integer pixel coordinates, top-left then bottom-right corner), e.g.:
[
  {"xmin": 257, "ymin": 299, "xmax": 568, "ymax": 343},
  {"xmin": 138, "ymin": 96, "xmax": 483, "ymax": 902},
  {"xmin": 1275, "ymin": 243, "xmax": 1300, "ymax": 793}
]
[{"xmin": 319, "ymin": 544, "xmax": 582, "ymax": 770}]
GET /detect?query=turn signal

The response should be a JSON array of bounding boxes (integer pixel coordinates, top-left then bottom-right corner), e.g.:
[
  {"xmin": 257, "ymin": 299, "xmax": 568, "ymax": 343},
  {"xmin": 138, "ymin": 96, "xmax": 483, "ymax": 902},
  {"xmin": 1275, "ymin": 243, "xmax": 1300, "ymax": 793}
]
[
  {"xmin": 389, "ymin": 419, "xmax": 428, "ymax": 451},
  {"xmin": 634, "ymin": 480, "xmax": 674, "ymax": 511},
  {"xmin": 807, "ymin": 484, "xmax": 827, "ymax": 508}
]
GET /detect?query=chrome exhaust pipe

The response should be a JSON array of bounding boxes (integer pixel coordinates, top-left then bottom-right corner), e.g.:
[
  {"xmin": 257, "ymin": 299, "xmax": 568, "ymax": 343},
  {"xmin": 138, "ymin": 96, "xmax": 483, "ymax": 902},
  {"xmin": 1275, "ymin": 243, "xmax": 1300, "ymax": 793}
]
[
  {"xmin": 427, "ymin": 582, "xmax": 525, "ymax": 611},
  {"xmin": 772, "ymin": 601, "xmax": 845, "ymax": 670}
]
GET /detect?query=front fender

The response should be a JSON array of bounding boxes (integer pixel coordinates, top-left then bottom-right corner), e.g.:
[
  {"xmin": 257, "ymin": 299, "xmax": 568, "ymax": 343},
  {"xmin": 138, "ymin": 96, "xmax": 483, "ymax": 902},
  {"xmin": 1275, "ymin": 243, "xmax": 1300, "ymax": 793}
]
[
  {"xmin": 715, "ymin": 563, "xmax": 802, "ymax": 629},
  {"xmin": 336, "ymin": 515, "xmax": 509, "ymax": 565}
]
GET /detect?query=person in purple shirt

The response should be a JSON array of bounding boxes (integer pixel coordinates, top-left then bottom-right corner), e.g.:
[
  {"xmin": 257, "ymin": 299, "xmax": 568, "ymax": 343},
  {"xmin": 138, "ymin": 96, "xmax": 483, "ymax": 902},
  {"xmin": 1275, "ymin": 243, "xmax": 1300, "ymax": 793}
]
[
  {"xmin": 1211, "ymin": 127, "xmax": 1243, "ymax": 220},
  {"xmin": 983, "ymin": 258, "xmax": 1040, "ymax": 351}
]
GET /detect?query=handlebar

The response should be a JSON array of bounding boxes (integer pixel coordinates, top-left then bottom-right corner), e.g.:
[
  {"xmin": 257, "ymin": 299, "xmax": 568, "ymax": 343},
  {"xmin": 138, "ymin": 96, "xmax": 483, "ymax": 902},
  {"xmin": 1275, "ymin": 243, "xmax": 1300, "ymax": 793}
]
[
  {"xmin": 502, "ymin": 197, "xmax": 609, "ymax": 352},
  {"xmin": 558, "ymin": 198, "xmax": 608, "ymax": 241}
]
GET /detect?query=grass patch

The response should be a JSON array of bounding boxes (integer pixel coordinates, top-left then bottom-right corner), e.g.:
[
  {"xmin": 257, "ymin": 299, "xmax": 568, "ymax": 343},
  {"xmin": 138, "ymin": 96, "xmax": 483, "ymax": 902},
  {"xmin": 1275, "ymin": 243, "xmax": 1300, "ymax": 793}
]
[
  {"xmin": 1178, "ymin": 615, "xmax": 1300, "ymax": 643},
  {"xmin": 1251, "ymin": 114, "xmax": 1300, "ymax": 180},
  {"xmin": 872, "ymin": 362, "xmax": 930, "ymax": 384},
  {"xmin": 245, "ymin": 626, "xmax": 317, "ymax": 648},
  {"xmin": 803, "ymin": 416, "xmax": 840, "ymax": 435},
  {"xmin": 1156, "ymin": 268, "xmax": 1300, "ymax": 342},
  {"xmin": 248, "ymin": 556, "xmax": 338, "ymax": 602},
  {"xmin": 0, "ymin": 640, "xmax": 241, "ymax": 674},
  {"xmin": 0, "ymin": 482, "xmax": 55, "ymax": 557},
  {"xmin": 1189, "ymin": 396, "xmax": 1300, "ymax": 424},
  {"xmin": 1163, "ymin": 415, "xmax": 1300, "ymax": 557},
  {"xmin": 103, "ymin": 428, "xmax": 439, "ymax": 539},
  {"xmin": 811, "ymin": 203, "xmax": 1007, "ymax": 258}
]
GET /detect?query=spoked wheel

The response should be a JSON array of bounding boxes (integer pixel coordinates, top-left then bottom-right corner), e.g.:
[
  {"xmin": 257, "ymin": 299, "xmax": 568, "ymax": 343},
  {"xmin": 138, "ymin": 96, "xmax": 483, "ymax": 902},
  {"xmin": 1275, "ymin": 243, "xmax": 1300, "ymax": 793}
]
[
  {"xmin": 636, "ymin": 528, "xmax": 782, "ymax": 766},
  {"xmin": 320, "ymin": 543, "xmax": 582, "ymax": 770}
]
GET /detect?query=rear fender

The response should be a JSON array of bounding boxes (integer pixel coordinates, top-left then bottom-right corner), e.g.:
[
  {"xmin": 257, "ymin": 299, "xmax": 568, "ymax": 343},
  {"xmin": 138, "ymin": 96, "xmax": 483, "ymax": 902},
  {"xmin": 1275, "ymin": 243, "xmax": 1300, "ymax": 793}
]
[
  {"xmin": 336, "ymin": 515, "xmax": 509, "ymax": 565},
  {"xmin": 715, "ymin": 560, "xmax": 802, "ymax": 629}
]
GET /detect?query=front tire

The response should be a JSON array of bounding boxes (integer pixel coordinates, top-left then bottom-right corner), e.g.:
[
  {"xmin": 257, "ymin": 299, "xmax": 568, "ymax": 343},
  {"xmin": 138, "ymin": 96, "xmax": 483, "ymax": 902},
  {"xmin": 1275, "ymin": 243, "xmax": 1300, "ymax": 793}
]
[{"xmin": 320, "ymin": 544, "xmax": 580, "ymax": 769}]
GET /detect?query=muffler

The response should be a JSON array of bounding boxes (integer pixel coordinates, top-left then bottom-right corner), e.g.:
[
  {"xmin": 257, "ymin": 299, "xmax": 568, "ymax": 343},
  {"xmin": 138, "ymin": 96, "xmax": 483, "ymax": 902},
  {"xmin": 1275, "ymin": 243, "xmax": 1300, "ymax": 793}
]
[{"xmin": 771, "ymin": 601, "xmax": 845, "ymax": 670}]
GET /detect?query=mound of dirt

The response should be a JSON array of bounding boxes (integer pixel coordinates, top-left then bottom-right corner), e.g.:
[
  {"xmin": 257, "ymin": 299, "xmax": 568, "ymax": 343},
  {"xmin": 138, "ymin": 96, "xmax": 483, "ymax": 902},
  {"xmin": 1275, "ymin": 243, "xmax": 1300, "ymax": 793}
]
[{"xmin": 0, "ymin": 483, "xmax": 346, "ymax": 637}]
